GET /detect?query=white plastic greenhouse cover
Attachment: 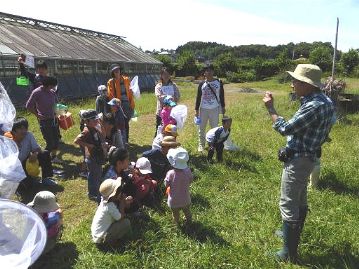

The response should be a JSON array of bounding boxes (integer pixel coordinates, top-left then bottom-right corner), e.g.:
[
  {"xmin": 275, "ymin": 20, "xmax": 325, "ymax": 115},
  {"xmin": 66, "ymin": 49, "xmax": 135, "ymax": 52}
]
[{"xmin": 0, "ymin": 199, "xmax": 47, "ymax": 269}]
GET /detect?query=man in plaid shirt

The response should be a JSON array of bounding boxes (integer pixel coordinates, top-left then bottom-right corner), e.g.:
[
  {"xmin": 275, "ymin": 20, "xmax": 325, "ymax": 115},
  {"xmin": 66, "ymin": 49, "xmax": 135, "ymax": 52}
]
[{"xmin": 263, "ymin": 64, "xmax": 335, "ymax": 263}]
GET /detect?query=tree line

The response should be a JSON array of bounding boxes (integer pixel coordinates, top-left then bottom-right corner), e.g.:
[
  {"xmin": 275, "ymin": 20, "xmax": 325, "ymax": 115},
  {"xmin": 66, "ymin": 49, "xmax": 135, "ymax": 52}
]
[{"xmin": 151, "ymin": 41, "xmax": 359, "ymax": 82}]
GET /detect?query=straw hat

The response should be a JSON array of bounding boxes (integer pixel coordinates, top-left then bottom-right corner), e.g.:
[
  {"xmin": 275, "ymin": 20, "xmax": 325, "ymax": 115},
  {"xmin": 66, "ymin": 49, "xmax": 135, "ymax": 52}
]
[
  {"xmin": 27, "ymin": 191, "xmax": 59, "ymax": 214},
  {"xmin": 135, "ymin": 157, "xmax": 152, "ymax": 174},
  {"xmin": 99, "ymin": 178, "xmax": 122, "ymax": 201},
  {"xmin": 287, "ymin": 64, "xmax": 322, "ymax": 88},
  {"xmin": 160, "ymin": 136, "xmax": 180, "ymax": 147},
  {"xmin": 167, "ymin": 147, "xmax": 189, "ymax": 169}
]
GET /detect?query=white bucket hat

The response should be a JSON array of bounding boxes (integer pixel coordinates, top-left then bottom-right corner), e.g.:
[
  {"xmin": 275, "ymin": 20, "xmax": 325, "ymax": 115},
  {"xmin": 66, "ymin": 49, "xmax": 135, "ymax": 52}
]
[
  {"xmin": 135, "ymin": 157, "xmax": 152, "ymax": 174},
  {"xmin": 27, "ymin": 191, "xmax": 59, "ymax": 214},
  {"xmin": 167, "ymin": 147, "xmax": 189, "ymax": 170},
  {"xmin": 287, "ymin": 64, "xmax": 322, "ymax": 88}
]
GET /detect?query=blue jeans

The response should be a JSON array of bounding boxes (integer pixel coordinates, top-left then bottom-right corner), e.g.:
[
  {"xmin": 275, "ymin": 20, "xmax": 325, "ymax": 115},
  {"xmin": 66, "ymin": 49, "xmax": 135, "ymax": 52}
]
[
  {"xmin": 85, "ymin": 158, "xmax": 103, "ymax": 199},
  {"xmin": 280, "ymin": 156, "xmax": 315, "ymax": 222}
]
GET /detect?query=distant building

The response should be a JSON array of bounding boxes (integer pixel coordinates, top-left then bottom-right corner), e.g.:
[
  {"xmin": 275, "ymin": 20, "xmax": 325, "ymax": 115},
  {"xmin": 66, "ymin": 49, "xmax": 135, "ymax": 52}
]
[{"xmin": 0, "ymin": 12, "xmax": 162, "ymax": 105}]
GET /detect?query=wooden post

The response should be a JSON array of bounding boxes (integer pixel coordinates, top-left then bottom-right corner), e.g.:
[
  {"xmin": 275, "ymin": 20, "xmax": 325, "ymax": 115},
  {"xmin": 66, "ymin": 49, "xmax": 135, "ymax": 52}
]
[{"xmin": 331, "ymin": 17, "xmax": 339, "ymax": 79}]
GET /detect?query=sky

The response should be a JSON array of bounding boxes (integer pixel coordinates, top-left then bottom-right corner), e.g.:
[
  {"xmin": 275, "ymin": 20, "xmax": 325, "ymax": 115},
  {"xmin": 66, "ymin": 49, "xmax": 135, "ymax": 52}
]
[{"xmin": 1, "ymin": 0, "xmax": 358, "ymax": 52}]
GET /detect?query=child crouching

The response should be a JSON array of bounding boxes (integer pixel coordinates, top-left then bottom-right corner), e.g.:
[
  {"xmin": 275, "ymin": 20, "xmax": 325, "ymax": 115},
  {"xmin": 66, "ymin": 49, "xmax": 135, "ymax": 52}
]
[
  {"xmin": 206, "ymin": 116, "xmax": 232, "ymax": 163},
  {"xmin": 91, "ymin": 178, "xmax": 132, "ymax": 245},
  {"xmin": 132, "ymin": 157, "xmax": 158, "ymax": 206},
  {"xmin": 27, "ymin": 191, "xmax": 63, "ymax": 254},
  {"xmin": 165, "ymin": 147, "xmax": 193, "ymax": 225}
]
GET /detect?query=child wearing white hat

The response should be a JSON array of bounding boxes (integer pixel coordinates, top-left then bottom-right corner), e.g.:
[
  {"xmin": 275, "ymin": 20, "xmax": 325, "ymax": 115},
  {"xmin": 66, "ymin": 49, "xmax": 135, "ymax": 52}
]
[
  {"xmin": 91, "ymin": 178, "xmax": 132, "ymax": 245},
  {"xmin": 165, "ymin": 147, "xmax": 193, "ymax": 225},
  {"xmin": 131, "ymin": 157, "xmax": 158, "ymax": 206},
  {"xmin": 27, "ymin": 191, "xmax": 63, "ymax": 254},
  {"xmin": 95, "ymin": 85, "xmax": 111, "ymax": 114}
]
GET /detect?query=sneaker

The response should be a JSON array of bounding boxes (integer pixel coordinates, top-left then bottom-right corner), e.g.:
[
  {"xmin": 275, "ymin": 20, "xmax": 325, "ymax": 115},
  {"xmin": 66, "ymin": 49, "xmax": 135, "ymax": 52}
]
[
  {"xmin": 198, "ymin": 145, "xmax": 204, "ymax": 152},
  {"xmin": 41, "ymin": 178, "xmax": 58, "ymax": 186},
  {"xmin": 51, "ymin": 156, "xmax": 63, "ymax": 164}
]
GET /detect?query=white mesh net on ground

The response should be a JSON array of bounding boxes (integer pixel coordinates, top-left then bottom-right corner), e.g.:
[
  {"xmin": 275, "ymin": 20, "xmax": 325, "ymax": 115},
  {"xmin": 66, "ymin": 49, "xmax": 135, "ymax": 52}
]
[{"xmin": 0, "ymin": 199, "xmax": 47, "ymax": 269}]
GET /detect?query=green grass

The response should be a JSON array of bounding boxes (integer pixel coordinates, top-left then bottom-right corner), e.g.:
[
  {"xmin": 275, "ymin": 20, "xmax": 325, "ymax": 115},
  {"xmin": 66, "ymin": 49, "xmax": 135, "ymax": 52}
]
[{"xmin": 18, "ymin": 79, "xmax": 359, "ymax": 269}]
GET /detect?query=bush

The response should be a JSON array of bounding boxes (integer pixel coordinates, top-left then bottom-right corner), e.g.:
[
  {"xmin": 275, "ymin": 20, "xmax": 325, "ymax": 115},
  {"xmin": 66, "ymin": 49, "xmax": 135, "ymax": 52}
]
[
  {"xmin": 213, "ymin": 53, "xmax": 238, "ymax": 77},
  {"xmin": 226, "ymin": 71, "xmax": 256, "ymax": 83},
  {"xmin": 176, "ymin": 51, "xmax": 198, "ymax": 76},
  {"xmin": 226, "ymin": 71, "xmax": 241, "ymax": 83},
  {"xmin": 277, "ymin": 72, "xmax": 291, "ymax": 84},
  {"xmin": 309, "ymin": 46, "xmax": 332, "ymax": 72},
  {"xmin": 340, "ymin": 49, "xmax": 359, "ymax": 76}
]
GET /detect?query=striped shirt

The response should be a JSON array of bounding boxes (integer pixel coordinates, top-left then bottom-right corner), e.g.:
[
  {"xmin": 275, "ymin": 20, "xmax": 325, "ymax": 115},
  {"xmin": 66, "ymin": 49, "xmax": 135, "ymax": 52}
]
[{"xmin": 273, "ymin": 91, "xmax": 335, "ymax": 153}]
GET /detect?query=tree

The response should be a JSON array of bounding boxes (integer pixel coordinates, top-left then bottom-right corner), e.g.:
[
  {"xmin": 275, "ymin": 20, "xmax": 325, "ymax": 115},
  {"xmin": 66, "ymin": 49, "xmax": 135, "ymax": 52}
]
[
  {"xmin": 340, "ymin": 49, "xmax": 359, "ymax": 75},
  {"xmin": 176, "ymin": 50, "xmax": 198, "ymax": 76},
  {"xmin": 213, "ymin": 52, "xmax": 238, "ymax": 77},
  {"xmin": 154, "ymin": 54, "xmax": 172, "ymax": 67},
  {"xmin": 309, "ymin": 46, "xmax": 332, "ymax": 72}
]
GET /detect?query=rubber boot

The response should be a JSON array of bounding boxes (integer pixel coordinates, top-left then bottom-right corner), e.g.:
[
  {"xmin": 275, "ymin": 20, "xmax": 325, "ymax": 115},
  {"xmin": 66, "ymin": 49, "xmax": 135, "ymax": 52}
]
[
  {"xmin": 276, "ymin": 206, "xmax": 308, "ymax": 238},
  {"xmin": 276, "ymin": 221, "xmax": 301, "ymax": 263}
]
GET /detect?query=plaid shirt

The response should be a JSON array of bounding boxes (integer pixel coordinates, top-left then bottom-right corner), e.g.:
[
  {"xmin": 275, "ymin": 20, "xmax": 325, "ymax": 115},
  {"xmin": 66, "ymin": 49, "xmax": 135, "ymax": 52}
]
[{"xmin": 273, "ymin": 91, "xmax": 335, "ymax": 153}]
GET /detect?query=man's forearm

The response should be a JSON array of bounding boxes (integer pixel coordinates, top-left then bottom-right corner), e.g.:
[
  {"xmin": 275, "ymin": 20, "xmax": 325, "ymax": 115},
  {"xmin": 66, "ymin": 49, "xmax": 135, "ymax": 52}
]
[{"xmin": 267, "ymin": 106, "xmax": 279, "ymax": 123}]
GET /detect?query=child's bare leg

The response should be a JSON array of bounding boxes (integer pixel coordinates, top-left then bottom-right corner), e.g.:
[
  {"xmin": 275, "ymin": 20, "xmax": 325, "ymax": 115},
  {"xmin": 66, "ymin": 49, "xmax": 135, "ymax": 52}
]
[
  {"xmin": 171, "ymin": 208, "xmax": 180, "ymax": 224},
  {"xmin": 183, "ymin": 205, "xmax": 192, "ymax": 223}
]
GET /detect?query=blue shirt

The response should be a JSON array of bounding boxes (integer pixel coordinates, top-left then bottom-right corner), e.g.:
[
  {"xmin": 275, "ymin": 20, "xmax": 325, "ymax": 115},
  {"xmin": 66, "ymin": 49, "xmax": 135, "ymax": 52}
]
[{"xmin": 273, "ymin": 92, "xmax": 335, "ymax": 153}]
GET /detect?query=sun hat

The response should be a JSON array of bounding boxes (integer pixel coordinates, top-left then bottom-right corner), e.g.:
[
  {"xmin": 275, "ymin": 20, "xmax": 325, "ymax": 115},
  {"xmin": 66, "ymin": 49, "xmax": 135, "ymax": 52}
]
[
  {"xmin": 286, "ymin": 64, "xmax": 322, "ymax": 88},
  {"xmin": 164, "ymin": 124, "xmax": 178, "ymax": 136},
  {"xmin": 99, "ymin": 178, "xmax": 122, "ymax": 201},
  {"xmin": 107, "ymin": 98, "xmax": 121, "ymax": 106},
  {"xmin": 135, "ymin": 157, "xmax": 152, "ymax": 174},
  {"xmin": 160, "ymin": 136, "xmax": 180, "ymax": 147},
  {"xmin": 27, "ymin": 191, "xmax": 59, "ymax": 214},
  {"xmin": 163, "ymin": 96, "xmax": 176, "ymax": 107},
  {"xmin": 167, "ymin": 147, "xmax": 189, "ymax": 169},
  {"xmin": 81, "ymin": 109, "xmax": 99, "ymax": 121}
]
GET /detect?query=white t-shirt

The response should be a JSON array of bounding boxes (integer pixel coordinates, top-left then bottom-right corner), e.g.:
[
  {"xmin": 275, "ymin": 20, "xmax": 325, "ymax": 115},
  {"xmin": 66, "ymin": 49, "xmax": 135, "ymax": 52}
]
[
  {"xmin": 200, "ymin": 80, "xmax": 221, "ymax": 110},
  {"xmin": 18, "ymin": 132, "xmax": 40, "ymax": 162},
  {"xmin": 91, "ymin": 201, "xmax": 121, "ymax": 243},
  {"xmin": 206, "ymin": 127, "xmax": 230, "ymax": 143}
]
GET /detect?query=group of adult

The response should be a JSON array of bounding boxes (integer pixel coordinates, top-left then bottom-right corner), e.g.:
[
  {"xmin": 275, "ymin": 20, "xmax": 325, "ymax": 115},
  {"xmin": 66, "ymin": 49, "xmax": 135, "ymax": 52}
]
[{"xmin": 9, "ymin": 55, "xmax": 336, "ymax": 264}]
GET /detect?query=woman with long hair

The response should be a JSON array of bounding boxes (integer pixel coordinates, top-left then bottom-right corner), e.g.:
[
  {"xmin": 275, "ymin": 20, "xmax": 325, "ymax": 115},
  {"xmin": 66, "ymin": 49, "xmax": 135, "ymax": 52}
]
[{"xmin": 154, "ymin": 67, "xmax": 180, "ymax": 137}]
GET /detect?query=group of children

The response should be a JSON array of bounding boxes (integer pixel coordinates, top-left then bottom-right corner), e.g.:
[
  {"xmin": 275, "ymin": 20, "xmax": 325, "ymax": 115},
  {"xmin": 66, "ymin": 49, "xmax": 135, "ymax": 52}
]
[
  {"xmin": 28, "ymin": 112, "xmax": 234, "ymax": 251},
  {"xmin": 26, "ymin": 77, "xmax": 235, "ymax": 251}
]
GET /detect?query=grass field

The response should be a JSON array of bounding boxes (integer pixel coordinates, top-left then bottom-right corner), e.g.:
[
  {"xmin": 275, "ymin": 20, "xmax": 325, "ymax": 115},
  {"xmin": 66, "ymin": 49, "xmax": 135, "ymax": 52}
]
[{"xmin": 17, "ymin": 78, "xmax": 359, "ymax": 269}]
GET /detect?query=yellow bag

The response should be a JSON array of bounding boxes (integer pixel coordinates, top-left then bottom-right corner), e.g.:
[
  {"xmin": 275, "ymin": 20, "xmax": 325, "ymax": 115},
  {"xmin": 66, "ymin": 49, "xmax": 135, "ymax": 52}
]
[{"xmin": 26, "ymin": 159, "xmax": 40, "ymax": 177}]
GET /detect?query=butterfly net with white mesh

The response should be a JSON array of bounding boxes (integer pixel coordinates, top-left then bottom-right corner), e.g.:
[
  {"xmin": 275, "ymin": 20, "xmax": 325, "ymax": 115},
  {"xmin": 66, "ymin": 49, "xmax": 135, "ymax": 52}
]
[{"xmin": 0, "ymin": 199, "xmax": 47, "ymax": 269}]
